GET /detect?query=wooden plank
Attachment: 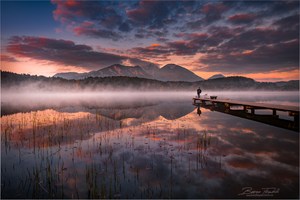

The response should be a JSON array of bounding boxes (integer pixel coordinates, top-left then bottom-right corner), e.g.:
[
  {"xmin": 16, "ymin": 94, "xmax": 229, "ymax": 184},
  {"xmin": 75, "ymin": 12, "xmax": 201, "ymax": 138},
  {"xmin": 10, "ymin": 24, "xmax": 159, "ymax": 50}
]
[{"xmin": 193, "ymin": 98, "xmax": 299, "ymax": 113}]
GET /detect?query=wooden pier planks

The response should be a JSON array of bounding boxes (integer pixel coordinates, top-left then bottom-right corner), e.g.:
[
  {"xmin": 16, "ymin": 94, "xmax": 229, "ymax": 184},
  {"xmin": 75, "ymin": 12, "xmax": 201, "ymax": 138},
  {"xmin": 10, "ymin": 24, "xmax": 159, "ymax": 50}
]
[{"xmin": 193, "ymin": 98, "xmax": 299, "ymax": 113}]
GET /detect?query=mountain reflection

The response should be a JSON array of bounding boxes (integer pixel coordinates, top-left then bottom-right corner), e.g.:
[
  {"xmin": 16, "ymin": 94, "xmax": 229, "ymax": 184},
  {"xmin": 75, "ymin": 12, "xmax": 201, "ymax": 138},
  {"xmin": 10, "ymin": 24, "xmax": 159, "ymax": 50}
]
[
  {"xmin": 1, "ymin": 101, "xmax": 195, "ymax": 148},
  {"xmin": 1, "ymin": 93, "xmax": 298, "ymax": 198}
]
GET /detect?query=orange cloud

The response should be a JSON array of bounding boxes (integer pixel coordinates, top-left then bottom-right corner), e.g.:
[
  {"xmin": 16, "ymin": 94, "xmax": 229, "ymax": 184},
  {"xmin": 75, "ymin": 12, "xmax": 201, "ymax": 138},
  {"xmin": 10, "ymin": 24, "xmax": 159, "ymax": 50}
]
[{"xmin": 150, "ymin": 43, "xmax": 160, "ymax": 47}]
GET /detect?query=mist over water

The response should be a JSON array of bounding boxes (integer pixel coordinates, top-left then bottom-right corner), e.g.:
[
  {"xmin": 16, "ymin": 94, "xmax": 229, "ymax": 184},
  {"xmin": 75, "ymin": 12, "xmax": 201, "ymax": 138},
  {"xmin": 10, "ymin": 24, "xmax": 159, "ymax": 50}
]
[
  {"xmin": 2, "ymin": 91, "xmax": 299, "ymax": 112},
  {"xmin": 1, "ymin": 92, "xmax": 193, "ymax": 115},
  {"xmin": 1, "ymin": 90, "xmax": 299, "ymax": 198}
]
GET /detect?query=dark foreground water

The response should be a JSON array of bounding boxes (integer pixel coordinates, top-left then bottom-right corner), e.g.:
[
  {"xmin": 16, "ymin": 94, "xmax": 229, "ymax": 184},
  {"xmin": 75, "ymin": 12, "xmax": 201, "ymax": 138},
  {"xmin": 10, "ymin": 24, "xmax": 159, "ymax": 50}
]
[{"xmin": 1, "ymin": 92, "xmax": 299, "ymax": 199}]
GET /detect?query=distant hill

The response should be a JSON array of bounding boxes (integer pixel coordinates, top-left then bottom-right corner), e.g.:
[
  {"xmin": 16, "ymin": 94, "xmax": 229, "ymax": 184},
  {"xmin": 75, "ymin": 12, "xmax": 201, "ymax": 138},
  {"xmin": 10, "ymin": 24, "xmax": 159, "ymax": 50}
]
[
  {"xmin": 2, "ymin": 71, "xmax": 299, "ymax": 91},
  {"xmin": 156, "ymin": 64, "xmax": 203, "ymax": 82},
  {"xmin": 87, "ymin": 64, "xmax": 151, "ymax": 79},
  {"xmin": 54, "ymin": 63, "xmax": 204, "ymax": 82},
  {"xmin": 54, "ymin": 64, "xmax": 151, "ymax": 80},
  {"xmin": 208, "ymin": 74, "xmax": 225, "ymax": 80},
  {"xmin": 53, "ymin": 72, "xmax": 85, "ymax": 80},
  {"xmin": 138, "ymin": 63, "xmax": 160, "ymax": 77}
]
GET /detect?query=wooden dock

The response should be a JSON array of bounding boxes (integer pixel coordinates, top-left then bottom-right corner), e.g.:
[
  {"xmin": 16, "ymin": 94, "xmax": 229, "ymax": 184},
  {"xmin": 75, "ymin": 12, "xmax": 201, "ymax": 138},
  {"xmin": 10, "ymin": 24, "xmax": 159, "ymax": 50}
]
[
  {"xmin": 193, "ymin": 97, "xmax": 299, "ymax": 113},
  {"xmin": 193, "ymin": 97, "xmax": 299, "ymax": 123}
]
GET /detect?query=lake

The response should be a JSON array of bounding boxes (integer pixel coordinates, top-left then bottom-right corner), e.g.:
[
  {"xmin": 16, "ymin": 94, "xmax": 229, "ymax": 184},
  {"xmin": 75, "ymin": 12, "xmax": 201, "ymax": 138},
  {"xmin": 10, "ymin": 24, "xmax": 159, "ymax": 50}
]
[{"xmin": 1, "ymin": 91, "xmax": 299, "ymax": 198}]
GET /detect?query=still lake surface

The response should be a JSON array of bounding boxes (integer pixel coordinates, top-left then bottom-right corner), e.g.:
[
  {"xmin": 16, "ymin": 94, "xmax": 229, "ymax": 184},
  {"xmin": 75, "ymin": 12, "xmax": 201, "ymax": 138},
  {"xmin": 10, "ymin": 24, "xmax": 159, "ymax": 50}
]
[{"xmin": 1, "ymin": 91, "xmax": 299, "ymax": 198}]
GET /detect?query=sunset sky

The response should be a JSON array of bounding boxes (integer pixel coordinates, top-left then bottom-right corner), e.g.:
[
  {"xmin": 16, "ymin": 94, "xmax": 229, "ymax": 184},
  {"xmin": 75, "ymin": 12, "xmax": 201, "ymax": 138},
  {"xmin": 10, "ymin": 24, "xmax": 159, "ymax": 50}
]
[{"xmin": 1, "ymin": 0, "xmax": 299, "ymax": 81}]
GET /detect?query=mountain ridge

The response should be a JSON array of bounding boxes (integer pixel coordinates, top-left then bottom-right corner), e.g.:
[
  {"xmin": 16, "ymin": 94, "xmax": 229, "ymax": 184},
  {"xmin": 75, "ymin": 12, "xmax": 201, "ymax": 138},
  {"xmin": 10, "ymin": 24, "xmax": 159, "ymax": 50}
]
[
  {"xmin": 156, "ymin": 64, "xmax": 203, "ymax": 82},
  {"xmin": 53, "ymin": 63, "xmax": 204, "ymax": 82},
  {"xmin": 208, "ymin": 74, "xmax": 225, "ymax": 80},
  {"xmin": 2, "ymin": 71, "xmax": 299, "ymax": 91}
]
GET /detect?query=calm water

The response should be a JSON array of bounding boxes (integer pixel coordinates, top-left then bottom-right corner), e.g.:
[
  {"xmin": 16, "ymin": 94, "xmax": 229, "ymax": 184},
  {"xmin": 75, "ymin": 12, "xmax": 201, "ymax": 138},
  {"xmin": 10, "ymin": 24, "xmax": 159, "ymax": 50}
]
[{"xmin": 1, "ymin": 91, "xmax": 299, "ymax": 199}]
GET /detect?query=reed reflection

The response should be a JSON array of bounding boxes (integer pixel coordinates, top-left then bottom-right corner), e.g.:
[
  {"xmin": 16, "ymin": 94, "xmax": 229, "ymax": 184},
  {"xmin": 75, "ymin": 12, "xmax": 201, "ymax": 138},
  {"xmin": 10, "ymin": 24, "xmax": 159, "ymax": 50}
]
[{"xmin": 1, "ymin": 99, "xmax": 299, "ymax": 198}]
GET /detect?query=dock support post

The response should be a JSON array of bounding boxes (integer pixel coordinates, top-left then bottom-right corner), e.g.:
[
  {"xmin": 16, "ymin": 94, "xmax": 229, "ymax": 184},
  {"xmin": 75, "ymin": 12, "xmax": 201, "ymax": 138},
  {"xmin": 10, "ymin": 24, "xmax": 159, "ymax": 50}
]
[
  {"xmin": 251, "ymin": 108, "xmax": 255, "ymax": 115},
  {"xmin": 272, "ymin": 109, "xmax": 276, "ymax": 116},
  {"xmin": 294, "ymin": 115, "xmax": 299, "ymax": 124}
]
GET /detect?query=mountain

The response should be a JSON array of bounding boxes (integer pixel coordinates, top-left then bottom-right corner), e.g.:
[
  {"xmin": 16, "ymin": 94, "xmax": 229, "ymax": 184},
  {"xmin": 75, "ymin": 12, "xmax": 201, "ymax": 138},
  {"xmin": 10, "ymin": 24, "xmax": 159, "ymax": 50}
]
[
  {"xmin": 54, "ymin": 64, "xmax": 151, "ymax": 80},
  {"xmin": 86, "ymin": 64, "xmax": 151, "ymax": 79},
  {"xmin": 156, "ymin": 64, "xmax": 204, "ymax": 82},
  {"xmin": 208, "ymin": 74, "xmax": 225, "ymax": 80},
  {"xmin": 54, "ymin": 63, "xmax": 204, "ymax": 82},
  {"xmin": 2, "ymin": 71, "xmax": 299, "ymax": 92},
  {"xmin": 138, "ymin": 63, "xmax": 160, "ymax": 77},
  {"xmin": 53, "ymin": 72, "xmax": 86, "ymax": 80}
]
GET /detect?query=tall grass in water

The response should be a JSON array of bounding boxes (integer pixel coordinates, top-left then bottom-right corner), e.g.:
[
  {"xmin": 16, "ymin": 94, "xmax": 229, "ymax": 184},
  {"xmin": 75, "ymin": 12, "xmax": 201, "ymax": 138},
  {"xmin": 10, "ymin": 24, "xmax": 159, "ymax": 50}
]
[{"xmin": 1, "ymin": 107, "xmax": 224, "ymax": 199}]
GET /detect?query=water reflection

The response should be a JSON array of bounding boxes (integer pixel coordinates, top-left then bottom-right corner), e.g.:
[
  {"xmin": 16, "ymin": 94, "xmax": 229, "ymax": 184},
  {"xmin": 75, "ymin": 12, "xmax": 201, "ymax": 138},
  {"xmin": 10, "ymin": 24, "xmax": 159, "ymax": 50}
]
[
  {"xmin": 197, "ymin": 105, "xmax": 202, "ymax": 116},
  {"xmin": 195, "ymin": 102, "xmax": 299, "ymax": 132},
  {"xmin": 1, "ymin": 94, "xmax": 299, "ymax": 199}
]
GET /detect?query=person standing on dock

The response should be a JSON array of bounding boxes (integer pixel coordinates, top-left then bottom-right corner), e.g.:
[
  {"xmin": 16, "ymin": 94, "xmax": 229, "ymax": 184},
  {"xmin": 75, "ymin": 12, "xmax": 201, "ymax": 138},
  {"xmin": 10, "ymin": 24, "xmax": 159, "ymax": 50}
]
[{"xmin": 197, "ymin": 87, "xmax": 202, "ymax": 98}]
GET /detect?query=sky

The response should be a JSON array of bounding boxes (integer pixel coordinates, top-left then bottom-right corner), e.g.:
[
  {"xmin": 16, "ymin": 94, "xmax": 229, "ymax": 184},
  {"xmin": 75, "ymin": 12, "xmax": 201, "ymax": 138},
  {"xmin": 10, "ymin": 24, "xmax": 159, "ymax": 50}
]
[{"xmin": 1, "ymin": 0, "xmax": 299, "ymax": 82}]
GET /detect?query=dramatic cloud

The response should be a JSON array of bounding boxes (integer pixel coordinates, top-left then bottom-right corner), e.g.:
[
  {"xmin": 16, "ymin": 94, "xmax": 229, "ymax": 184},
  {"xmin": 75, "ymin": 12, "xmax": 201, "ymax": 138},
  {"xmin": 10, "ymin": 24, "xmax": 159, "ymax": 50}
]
[
  {"xmin": 3, "ymin": 0, "xmax": 299, "ymax": 80},
  {"xmin": 127, "ymin": 1, "xmax": 171, "ymax": 28},
  {"xmin": 6, "ymin": 36, "xmax": 158, "ymax": 71},
  {"xmin": 201, "ymin": 2, "xmax": 228, "ymax": 24},
  {"xmin": 73, "ymin": 22, "xmax": 122, "ymax": 40},
  {"xmin": 130, "ymin": 7, "xmax": 298, "ymax": 74},
  {"xmin": 260, "ymin": 0, "xmax": 299, "ymax": 17},
  {"xmin": 131, "ymin": 26, "xmax": 242, "ymax": 57},
  {"xmin": 273, "ymin": 14, "xmax": 299, "ymax": 30},
  {"xmin": 1, "ymin": 54, "xmax": 18, "ymax": 62},
  {"xmin": 52, "ymin": 0, "xmax": 128, "ymax": 40},
  {"xmin": 51, "ymin": 0, "xmax": 198, "ymax": 40},
  {"xmin": 6, "ymin": 36, "xmax": 126, "ymax": 69},
  {"xmin": 200, "ymin": 40, "xmax": 299, "ymax": 73},
  {"xmin": 52, "ymin": 0, "xmax": 121, "ymax": 26},
  {"xmin": 228, "ymin": 13, "xmax": 256, "ymax": 24},
  {"xmin": 199, "ymin": 20, "xmax": 298, "ymax": 73}
]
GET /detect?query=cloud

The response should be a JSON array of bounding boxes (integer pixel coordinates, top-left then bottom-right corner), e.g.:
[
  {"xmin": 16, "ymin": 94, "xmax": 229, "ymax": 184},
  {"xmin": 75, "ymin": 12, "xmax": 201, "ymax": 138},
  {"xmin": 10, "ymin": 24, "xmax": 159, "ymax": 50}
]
[
  {"xmin": 216, "ymin": 25, "xmax": 298, "ymax": 54},
  {"xmin": 7, "ymin": 36, "xmax": 126, "ymax": 70},
  {"xmin": 200, "ymin": 40, "xmax": 299, "ymax": 73},
  {"xmin": 44, "ymin": 1, "xmax": 300, "ymax": 76},
  {"xmin": 185, "ymin": 2, "xmax": 228, "ymax": 29},
  {"xmin": 52, "ymin": 0, "xmax": 120, "ymax": 26},
  {"xmin": 51, "ymin": 0, "xmax": 299, "ymax": 42},
  {"xmin": 1, "ymin": 54, "xmax": 18, "ymax": 62},
  {"xmin": 118, "ymin": 22, "xmax": 131, "ymax": 32},
  {"xmin": 51, "ymin": 0, "xmax": 198, "ymax": 40},
  {"xmin": 126, "ymin": 1, "xmax": 175, "ymax": 29},
  {"xmin": 272, "ymin": 14, "xmax": 299, "ymax": 30},
  {"xmin": 164, "ymin": 27, "xmax": 243, "ymax": 56},
  {"xmin": 52, "ymin": 0, "xmax": 128, "ymax": 39},
  {"xmin": 73, "ymin": 24, "xmax": 121, "ymax": 40},
  {"xmin": 167, "ymin": 40, "xmax": 193, "ymax": 55},
  {"xmin": 52, "ymin": 0, "xmax": 179, "ymax": 40},
  {"xmin": 156, "ymin": 37, "xmax": 169, "ymax": 42},
  {"xmin": 72, "ymin": 21, "xmax": 121, "ymax": 40},
  {"xmin": 129, "ymin": 9, "xmax": 299, "ymax": 74},
  {"xmin": 228, "ymin": 13, "xmax": 256, "ymax": 24},
  {"xmin": 6, "ymin": 36, "xmax": 158, "ymax": 71},
  {"xmin": 201, "ymin": 2, "xmax": 228, "ymax": 24},
  {"xmin": 130, "ymin": 26, "xmax": 242, "ymax": 57},
  {"xmin": 261, "ymin": 0, "xmax": 299, "ymax": 17},
  {"xmin": 134, "ymin": 28, "xmax": 169, "ymax": 39},
  {"xmin": 130, "ymin": 43, "xmax": 172, "ymax": 58}
]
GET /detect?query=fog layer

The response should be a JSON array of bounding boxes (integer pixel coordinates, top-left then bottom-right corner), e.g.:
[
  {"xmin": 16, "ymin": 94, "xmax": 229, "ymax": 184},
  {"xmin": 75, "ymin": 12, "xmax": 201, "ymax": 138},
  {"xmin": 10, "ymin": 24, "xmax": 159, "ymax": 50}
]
[{"xmin": 2, "ymin": 91, "xmax": 298, "ymax": 113}]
